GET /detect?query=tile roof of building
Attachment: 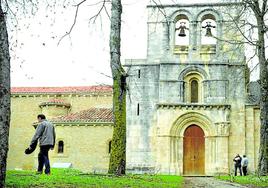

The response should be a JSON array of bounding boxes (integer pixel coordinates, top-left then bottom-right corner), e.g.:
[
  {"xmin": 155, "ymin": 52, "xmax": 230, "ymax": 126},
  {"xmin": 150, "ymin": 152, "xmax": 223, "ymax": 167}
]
[
  {"xmin": 51, "ymin": 108, "xmax": 113, "ymax": 123},
  {"xmin": 11, "ymin": 85, "xmax": 112, "ymax": 94}
]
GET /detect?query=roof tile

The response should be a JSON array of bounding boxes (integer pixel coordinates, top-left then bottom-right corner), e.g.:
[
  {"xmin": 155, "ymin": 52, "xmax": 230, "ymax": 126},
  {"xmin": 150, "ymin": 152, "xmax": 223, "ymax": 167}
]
[
  {"xmin": 11, "ymin": 85, "xmax": 112, "ymax": 94},
  {"xmin": 39, "ymin": 98, "xmax": 71, "ymax": 107},
  {"xmin": 51, "ymin": 108, "xmax": 113, "ymax": 123}
]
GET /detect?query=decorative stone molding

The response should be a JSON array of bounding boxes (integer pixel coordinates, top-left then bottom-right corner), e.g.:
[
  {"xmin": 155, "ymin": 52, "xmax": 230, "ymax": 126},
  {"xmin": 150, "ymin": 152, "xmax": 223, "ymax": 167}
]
[
  {"xmin": 215, "ymin": 122, "xmax": 230, "ymax": 136},
  {"xmin": 195, "ymin": 8, "xmax": 223, "ymax": 22},
  {"xmin": 178, "ymin": 65, "xmax": 208, "ymax": 80},
  {"xmin": 157, "ymin": 103, "xmax": 231, "ymax": 111}
]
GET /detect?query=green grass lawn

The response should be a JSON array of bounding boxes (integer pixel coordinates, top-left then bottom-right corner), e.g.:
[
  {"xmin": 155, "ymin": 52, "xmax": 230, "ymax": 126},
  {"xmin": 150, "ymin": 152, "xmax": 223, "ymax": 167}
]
[
  {"xmin": 6, "ymin": 169, "xmax": 183, "ymax": 188},
  {"xmin": 217, "ymin": 175, "xmax": 268, "ymax": 187}
]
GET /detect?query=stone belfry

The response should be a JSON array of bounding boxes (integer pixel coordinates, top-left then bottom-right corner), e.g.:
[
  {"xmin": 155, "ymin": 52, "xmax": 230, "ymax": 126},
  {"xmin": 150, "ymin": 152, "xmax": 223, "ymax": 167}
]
[{"xmin": 125, "ymin": 2, "xmax": 259, "ymax": 175}]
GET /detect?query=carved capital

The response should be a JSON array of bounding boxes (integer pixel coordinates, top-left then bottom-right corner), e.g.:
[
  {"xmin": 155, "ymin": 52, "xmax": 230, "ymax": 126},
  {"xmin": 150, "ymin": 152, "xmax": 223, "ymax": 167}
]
[{"xmin": 215, "ymin": 122, "xmax": 230, "ymax": 136}]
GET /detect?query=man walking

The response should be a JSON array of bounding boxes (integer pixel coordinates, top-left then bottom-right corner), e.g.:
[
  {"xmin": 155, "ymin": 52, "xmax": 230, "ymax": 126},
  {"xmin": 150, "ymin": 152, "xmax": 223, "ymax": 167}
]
[
  {"xmin": 26, "ymin": 114, "xmax": 56, "ymax": 175},
  {"xmin": 241, "ymin": 155, "xmax": 249, "ymax": 176}
]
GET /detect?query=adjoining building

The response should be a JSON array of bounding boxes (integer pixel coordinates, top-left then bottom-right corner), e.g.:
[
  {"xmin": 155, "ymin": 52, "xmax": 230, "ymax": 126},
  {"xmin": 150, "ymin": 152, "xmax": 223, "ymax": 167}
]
[{"xmin": 8, "ymin": 86, "xmax": 113, "ymax": 173}]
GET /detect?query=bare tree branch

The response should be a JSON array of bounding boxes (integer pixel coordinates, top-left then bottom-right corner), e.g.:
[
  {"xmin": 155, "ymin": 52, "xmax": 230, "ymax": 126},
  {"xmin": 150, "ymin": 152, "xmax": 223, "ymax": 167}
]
[
  {"xmin": 57, "ymin": 0, "xmax": 88, "ymax": 45},
  {"xmin": 88, "ymin": 65, "xmax": 112, "ymax": 79},
  {"xmin": 104, "ymin": 2, "xmax": 111, "ymax": 20},
  {"xmin": 262, "ymin": 0, "xmax": 267, "ymax": 14},
  {"xmin": 88, "ymin": 0, "xmax": 109, "ymax": 23},
  {"xmin": 224, "ymin": 9, "xmax": 257, "ymax": 46},
  {"xmin": 57, "ymin": 0, "xmax": 111, "ymax": 45}
]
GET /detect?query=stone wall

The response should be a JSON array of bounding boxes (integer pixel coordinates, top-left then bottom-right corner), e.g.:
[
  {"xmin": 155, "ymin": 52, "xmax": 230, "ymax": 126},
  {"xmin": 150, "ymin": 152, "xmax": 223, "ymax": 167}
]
[{"xmin": 49, "ymin": 124, "xmax": 113, "ymax": 173}]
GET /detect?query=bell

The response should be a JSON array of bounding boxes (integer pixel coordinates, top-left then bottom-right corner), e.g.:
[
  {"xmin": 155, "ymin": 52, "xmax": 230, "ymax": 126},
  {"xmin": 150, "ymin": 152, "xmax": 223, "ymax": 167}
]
[
  {"xmin": 176, "ymin": 22, "xmax": 187, "ymax": 37},
  {"xmin": 205, "ymin": 27, "xmax": 213, "ymax": 37},
  {"xmin": 202, "ymin": 21, "xmax": 216, "ymax": 37},
  {"xmin": 178, "ymin": 28, "xmax": 186, "ymax": 37}
]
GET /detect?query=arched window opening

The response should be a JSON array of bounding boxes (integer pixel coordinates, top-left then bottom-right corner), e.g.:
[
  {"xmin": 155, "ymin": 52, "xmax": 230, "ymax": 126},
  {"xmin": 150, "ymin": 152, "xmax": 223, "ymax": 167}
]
[
  {"xmin": 174, "ymin": 14, "xmax": 189, "ymax": 52},
  {"xmin": 201, "ymin": 14, "xmax": 217, "ymax": 45},
  {"xmin": 108, "ymin": 140, "xmax": 112, "ymax": 154},
  {"xmin": 58, "ymin": 140, "xmax": 64, "ymax": 153},
  {"xmin": 183, "ymin": 72, "xmax": 203, "ymax": 103},
  {"xmin": 190, "ymin": 80, "xmax": 199, "ymax": 103}
]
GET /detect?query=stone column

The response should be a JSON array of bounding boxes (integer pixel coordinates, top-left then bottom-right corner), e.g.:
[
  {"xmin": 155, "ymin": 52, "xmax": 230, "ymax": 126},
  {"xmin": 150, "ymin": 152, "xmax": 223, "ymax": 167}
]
[
  {"xmin": 169, "ymin": 136, "xmax": 183, "ymax": 175},
  {"xmin": 196, "ymin": 21, "xmax": 202, "ymax": 51},
  {"xmin": 215, "ymin": 122, "xmax": 230, "ymax": 174},
  {"xmin": 178, "ymin": 80, "xmax": 185, "ymax": 102},
  {"xmin": 163, "ymin": 21, "xmax": 171, "ymax": 51},
  {"xmin": 216, "ymin": 20, "xmax": 223, "ymax": 52},
  {"xmin": 190, "ymin": 21, "xmax": 198, "ymax": 50},
  {"xmin": 156, "ymin": 135, "xmax": 172, "ymax": 174},
  {"xmin": 169, "ymin": 21, "xmax": 176, "ymax": 53}
]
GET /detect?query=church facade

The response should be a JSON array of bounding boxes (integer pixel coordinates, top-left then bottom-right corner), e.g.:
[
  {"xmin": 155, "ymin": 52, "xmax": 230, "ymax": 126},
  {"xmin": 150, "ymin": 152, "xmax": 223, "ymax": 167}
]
[{"xmin": 125, "ymin": 2, "xmax": 260, "ymax": 175}]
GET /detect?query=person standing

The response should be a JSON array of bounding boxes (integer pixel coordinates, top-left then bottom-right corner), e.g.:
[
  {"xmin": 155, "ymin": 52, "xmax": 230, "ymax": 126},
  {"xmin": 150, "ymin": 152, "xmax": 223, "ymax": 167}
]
[
  {"xmin": 26, "ymin": 114, "xmax": 56, "ymax": 175},
  {"xmin": 241, "ymin": 155, "xmax": 249, "ymax": 176},
  {"xmin": 233, "ymin": 154, "xmax": 242, "ymax": 176}
]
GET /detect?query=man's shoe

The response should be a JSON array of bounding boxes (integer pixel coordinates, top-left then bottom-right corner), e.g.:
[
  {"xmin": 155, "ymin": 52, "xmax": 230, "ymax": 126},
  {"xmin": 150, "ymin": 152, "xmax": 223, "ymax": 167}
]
[{"xmin": 36, "ymin": 171, "xmax": 42, "ymax": 175}]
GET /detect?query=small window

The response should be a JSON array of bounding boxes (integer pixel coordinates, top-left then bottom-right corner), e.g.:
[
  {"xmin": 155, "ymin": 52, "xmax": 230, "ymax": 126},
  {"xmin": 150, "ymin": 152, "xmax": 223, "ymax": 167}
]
[
  {"xmin": 108, "ymin": 141, "xmax": 112, "ymax": 154},
  {"xmin": 58, "ymin": 140, "xmax": 64, "ymax": 153},
  {"xmin": 138, "ymin": 70, "xmax": 141, "ymax": 78},
  {"xmin": 191, "ymin": 80, "xmax": 198, "ymax": 103},
  {"xmin": 137, "ymin": 103, "xmax": 140, "ymax": 116}
]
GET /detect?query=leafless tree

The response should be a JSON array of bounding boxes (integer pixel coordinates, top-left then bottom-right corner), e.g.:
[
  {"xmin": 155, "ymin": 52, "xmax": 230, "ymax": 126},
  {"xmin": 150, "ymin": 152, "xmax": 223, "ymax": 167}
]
[
  {"xmin": 243, "ymin": 0, "xmax": 268, "ymax": 175},
  {"xmin": 48, "ymin": 0, "xmax": 126, "ymax": 175},
  {"xmin": 0, "ymin": 0, "xmax": 11, "ymax": 187},
  {"xmin": 223, "ymin": 0, "xmax": 268, "ymax": 175},
  {"xmin": 107, "ymin": 0, "xmax": 126, "ymax": 175}
]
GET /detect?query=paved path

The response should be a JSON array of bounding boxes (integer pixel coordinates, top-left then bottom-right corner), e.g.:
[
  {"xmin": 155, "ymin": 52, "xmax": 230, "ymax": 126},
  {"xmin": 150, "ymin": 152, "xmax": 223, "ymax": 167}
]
[{"xmin": 182, "ymin": 177, "xmax": 249, "ymax": 188}]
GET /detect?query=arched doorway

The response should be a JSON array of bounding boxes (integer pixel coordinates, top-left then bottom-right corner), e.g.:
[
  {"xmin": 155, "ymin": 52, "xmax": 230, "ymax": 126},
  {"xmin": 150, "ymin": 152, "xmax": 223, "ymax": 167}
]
[{"xmin": 183, "ymin": 125, "xmax": 205, "ymax": 175}]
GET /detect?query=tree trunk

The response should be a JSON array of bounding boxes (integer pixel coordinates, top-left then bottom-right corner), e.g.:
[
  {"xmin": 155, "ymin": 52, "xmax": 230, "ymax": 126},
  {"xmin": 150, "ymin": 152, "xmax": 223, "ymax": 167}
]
[
  {"xmin": 255, "ymin": 14, "xmax": 268, "ymax": 175},
  {"xmin": 246, "ymin": 0, "xmax": 268, "ymax": 174},
  {"xmin": 108, "ymin": 0, "xmax": 126, "ymax": 175},
  {"xmin": 0, "ymin": 1, "xmax": 11, "ymax": 187}
]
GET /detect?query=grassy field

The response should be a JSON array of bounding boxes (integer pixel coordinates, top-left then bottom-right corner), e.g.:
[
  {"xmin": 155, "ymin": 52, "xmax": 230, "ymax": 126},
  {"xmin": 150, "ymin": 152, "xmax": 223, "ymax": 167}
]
[
  {"xmin": 217, "ymin": 175, "xmax": 268, "ymax": 187},
  {"xmin": 6, "ymin": 169, "xmax": 183, "ymax": 188}
]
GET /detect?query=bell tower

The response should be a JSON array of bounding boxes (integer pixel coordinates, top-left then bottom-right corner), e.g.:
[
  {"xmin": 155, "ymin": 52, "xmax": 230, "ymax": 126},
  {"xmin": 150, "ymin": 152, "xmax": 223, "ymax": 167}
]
[{"xmin": 125, "ymin": 1, "xmax": 248, "ymax": 175}]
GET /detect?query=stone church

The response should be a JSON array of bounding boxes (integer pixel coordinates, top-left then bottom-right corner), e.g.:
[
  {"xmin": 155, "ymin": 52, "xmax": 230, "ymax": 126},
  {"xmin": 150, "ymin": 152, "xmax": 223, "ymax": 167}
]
[
  {"xmin": 7, "ymin": 1, "xmax": 260, "ymax": 176},
  {"xmin": 125, "ymin": 2, "xmax": 260, "ymax": 176}
]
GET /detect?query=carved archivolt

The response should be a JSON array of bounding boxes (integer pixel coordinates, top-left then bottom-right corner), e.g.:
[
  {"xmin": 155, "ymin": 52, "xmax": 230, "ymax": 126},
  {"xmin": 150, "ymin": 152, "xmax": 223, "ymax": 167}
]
[{"xmin": 170, "ymin": 112, "xmax": 215, "ymax": 137}]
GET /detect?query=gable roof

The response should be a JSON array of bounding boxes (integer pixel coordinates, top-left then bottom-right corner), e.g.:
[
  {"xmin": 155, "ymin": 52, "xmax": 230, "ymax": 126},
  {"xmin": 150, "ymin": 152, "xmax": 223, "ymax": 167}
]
[
  {"xmin": 11, "ymin": 85, "xmax": 112, "ymax": 94},
  {"xmin": 51, "ymin": 108, "xmax": 113, "ymax": 123}
]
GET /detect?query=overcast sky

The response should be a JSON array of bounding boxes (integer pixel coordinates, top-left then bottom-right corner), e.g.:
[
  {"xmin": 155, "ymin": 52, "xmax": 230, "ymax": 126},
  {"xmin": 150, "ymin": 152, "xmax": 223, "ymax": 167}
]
[{"xmin": 7, "ymin": 0, "xmax": 256, "ymax": 87}]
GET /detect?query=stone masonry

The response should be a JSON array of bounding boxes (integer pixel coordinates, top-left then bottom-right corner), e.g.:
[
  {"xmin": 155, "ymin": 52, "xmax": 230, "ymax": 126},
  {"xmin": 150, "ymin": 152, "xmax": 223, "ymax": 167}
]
[{"xmin": 125, "ymin": 2, "xmax": 260, "ymax": 175}]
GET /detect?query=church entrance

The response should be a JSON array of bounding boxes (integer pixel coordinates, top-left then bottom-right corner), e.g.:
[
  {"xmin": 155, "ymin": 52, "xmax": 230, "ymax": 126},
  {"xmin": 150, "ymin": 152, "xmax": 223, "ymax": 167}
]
[{"xmin": 183, "ymin": 125, "xmax": 205, "ymax": 175}]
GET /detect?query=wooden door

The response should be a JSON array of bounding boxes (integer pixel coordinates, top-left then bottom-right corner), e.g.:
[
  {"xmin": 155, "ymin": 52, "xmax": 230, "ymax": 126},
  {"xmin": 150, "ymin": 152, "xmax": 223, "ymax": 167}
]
[{"xmin": 183, "ymin": 125, "xmax": 205, "ymax": 175}]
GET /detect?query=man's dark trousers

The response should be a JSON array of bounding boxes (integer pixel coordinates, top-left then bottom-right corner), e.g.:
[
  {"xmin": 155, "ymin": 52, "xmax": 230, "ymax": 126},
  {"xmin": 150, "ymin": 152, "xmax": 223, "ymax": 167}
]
[
  {"xmin": 242, "ymin": 166, "xmax": 247, "ymax": 176},
  {"xmin": 38, "ymin": 145, "xmax": 52, "ymax": 174},
  {"xmin": 234, "ymin": 165, "xmax": 242, "ymax": 176}
]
